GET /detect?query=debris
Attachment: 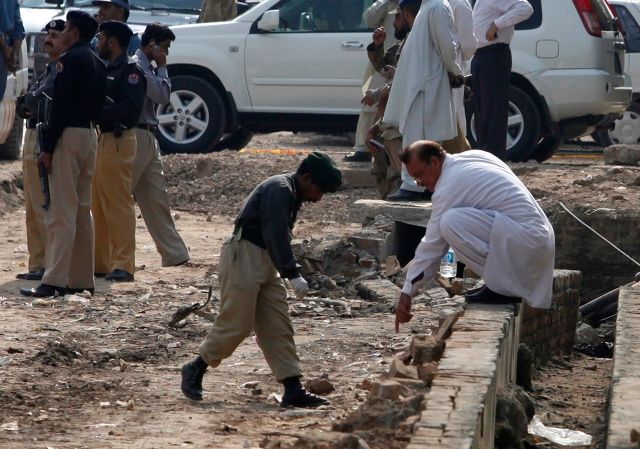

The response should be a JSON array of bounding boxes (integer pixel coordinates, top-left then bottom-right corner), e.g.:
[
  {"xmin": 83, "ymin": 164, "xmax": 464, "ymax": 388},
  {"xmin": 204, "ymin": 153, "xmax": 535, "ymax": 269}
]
[
  {"xmin": 0, "ymin": 356, "xmax": 12, "ymax": 367},
  {"xmin": 32, "ymin": 298, "xmax": 58, "ymax": 307},
  {"xmin": 1, "ymin": 421, "xmax": 18, "ymax": 432},
  {"xmin": 410, "ymin": 335, "xmax": 445, "ymax": 364},
  {"xmin": 63, "ymin": 294, "xmax": 89, "ymax": 304},
  {"xmin": 304, "ymin": 378, "xmax": 335, "ymax": 395},
  {"xmin": 242, "ymin": 381, "xmax": 260, "ymax": 389},
  {"xmin": 280, "ymin": 409, "xmax": 329, "ymax": 418},
  {"xmin": 528, "ymin": 415, "xmax": 592, "ymax": 446},
  {"xmin": 604, "ymin": 144, "xmax": 640, "ymax": 166},
  {"xmin": 384, "ymin": 256, "xmax": 401, "ymax": 276},
  {"xmin": 575, "ymin": 322, "xmax": 603, "ymax": 346},
  {"xmin": 166, "ymin": 341, "xmax": 182, "ymax": 349},
  {"xmin": 496, "ymin": 387, "xmax": 528, "ymax": 449},
  {"xmin": 167, "ymin": 286, "xmax": 218, "ymax": 328},
  {"xmin": 369, "ymin": 380, "xmax": 409, "ymax": 400},
  {"xmin": 388, "ymin": 357, "xmax": 418, "ymax": 380},
  {"xmin": 33, "ymin": 414, "xmax": 48, "ymax": 422},
  {"xmin": 355, "ymin": 279, "xmax": 400, "ymax": 307},
  {"xmin": 574, "ymin": 341, "xmax": 614, "ymax": 358},
  {"xmin": 416, "ymin": 362, "xmax": 438, "ymax": 386},
  {"xmin": 516, "ymin": 344, "xmax": 534, "ymax": 391},
  {"xmin": 267, "ymin": 392, "xmax": 282, "ymax": 404},
  {"xmin": 99, "ymin": 401, "xmax": 111, "ymax": 408},
  {"xmin": 119, "ymin": 359, "xmax": 129, "ymax": 372}
]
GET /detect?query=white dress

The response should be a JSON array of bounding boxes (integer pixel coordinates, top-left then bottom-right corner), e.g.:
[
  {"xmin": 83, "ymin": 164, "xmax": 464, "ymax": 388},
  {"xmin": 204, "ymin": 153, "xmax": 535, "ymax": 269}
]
[{"xmin": 402, "ymin": 150, "xmax": 556, "ymax": 309}]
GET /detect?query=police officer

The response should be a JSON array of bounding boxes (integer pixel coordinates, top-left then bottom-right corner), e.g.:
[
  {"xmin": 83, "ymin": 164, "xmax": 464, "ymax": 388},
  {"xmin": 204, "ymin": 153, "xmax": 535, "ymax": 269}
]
[
  {"xmin": 91, "ymin": 0, "xmax": 141, "ymax": 55},
  {"xmin": 15, "ymin": 19, "xmax": 66, "ymax": 282},
  {"xmin": 21, "ymin": 11, "xmax": 107, "ymax": 298},
  {"xmin": 132, "ymin": 23, "xmax": 190, "ymax": 267},
  {"xmin": 181, "ymin": 152, "xmax": 343, "ymax": 408},
  {"xmin": 92, "ymin": 20, "xmax": 145, "ymax": 282}
]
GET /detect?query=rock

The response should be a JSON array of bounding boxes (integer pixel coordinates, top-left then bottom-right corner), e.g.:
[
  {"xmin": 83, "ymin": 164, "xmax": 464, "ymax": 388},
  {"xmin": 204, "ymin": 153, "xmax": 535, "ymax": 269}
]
[
  {"xmin": 395, "ymin": 378, "xmax": 425, "ymax": 389},
  {"xmin": 358, "ymin": 256, "xmax": 376, "ymax": 269},
  {"xmin": 516, "ymin": 344, "xmax": 534, "ymax": 391},
  {"xmin": 241, "ymin": 381, "xmax": 259, "ymax": 389},
  {"xmin": 388, "ymin": 356, "xmax": 419, "ymax": 380},
  {"xmin": 316, "ymin": 275, "xmax": 337, "ymax": 290},
  {"xmin": 604, "ymin": 144, "xmax": 640, "ymax": 166},
  {"xmin": 416, "ymin": 362, "xmax": 438, "ymax": 386},
  {"xmin": 305, "ymin": 378, "xmax": 335, "ymax": 395},
  {"xmin": 575, "ymin": 322, "xmax": 603, "ymax": 346},
  {"xmin": 196, "ymin": 158, "xmax": 216, "ymax": 178},
  {"xmin": 32, "ymin": 298, "xmax": 58, "ymax": 307},
  {"xmin": 384, "ymin": 256, "xmax": 401, "ymax": 276},
  {"xmin": 347, "ymin": 228, "xmax": 391, "ymax": 261},
  {"xmin": 369, "ymin": 380, "xmax": 409, "ymax": 400},
  {"xmin": 423, "ymin": 287, "xmax": 450, "ymax": 303},
  {"xmin": 410, "ymin": 335, "xmax": 445, "ymax": 364},
  {"xmin": 434, "ymin": 309, "xmax": 463, "ymax": 341},
  {"xmin": 355, "ymin": 279, "xmax": 400, "ymax": 307},
  {"xmin": 512, "ymin": 385, "xmax": 535, "ymax": 421},
  {"xmin": 356, "ymin": 378, "xmax": 375, "ymax": 391},
  {"xmin": 292, "ymin": 431, "xmax": 370, "ymax": 449},
  {"xmin": 495, "ymin": 387, "xmax": 528, "ymax": 449},
  {"xmin": 449, "ymin": 279, "xmax": 465, "ymax": 296}
]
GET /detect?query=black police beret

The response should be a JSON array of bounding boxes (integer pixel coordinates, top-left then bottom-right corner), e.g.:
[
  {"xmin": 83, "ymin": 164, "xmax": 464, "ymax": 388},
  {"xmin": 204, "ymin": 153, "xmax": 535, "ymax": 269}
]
[
  {"xmin": 304, "ymin": 151, "xmax": 343, "ymax": 193},
  {"xmin": 43, "ymin": 19, "xmax": 65, "ymax": 32},
  {"xmin": 66, "ymin": 10, "xmax": 99, "ymax": 38}
]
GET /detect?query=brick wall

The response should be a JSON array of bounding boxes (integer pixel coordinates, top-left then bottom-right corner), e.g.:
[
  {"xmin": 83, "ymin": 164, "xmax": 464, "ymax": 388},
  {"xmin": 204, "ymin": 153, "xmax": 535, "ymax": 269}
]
[{"xmin": 520, "ymin": 269, "xmax": 582, "ymax": 363}]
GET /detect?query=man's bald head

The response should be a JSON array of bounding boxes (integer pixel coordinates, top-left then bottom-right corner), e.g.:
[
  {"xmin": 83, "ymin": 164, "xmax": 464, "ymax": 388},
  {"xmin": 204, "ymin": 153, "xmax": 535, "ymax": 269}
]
[{"xmin": 400, "ymin": 140, "xmax": 446, "ymax": 192}]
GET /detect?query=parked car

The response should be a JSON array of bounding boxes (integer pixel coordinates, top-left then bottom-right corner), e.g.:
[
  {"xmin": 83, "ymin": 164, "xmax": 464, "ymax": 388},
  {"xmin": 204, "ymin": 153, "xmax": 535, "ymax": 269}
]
[
  {"xmin": 0, "ymin": 40, "xmax": 29, "ymax": 160},
  {"xmin": 592, "ymin": 0, "xmax": 640, "ymax": 146},
  {"xmin": 465, "ymin": 0, "xmax": 631, "ymax": 161},
  {"xmin": 161, "ymin": 0, "xmax": 631, "ymax": 161}
]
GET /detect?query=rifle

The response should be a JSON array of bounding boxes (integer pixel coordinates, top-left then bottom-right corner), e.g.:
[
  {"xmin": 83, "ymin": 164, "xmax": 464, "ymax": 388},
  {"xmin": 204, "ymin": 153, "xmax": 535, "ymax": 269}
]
[{"xmin": 36, "ymin": 92, "xmax": 52, "ymax": 210}]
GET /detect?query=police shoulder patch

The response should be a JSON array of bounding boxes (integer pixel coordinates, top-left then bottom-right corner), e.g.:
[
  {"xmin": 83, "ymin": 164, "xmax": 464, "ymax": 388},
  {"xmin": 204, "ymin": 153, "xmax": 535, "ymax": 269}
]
[
  {"xmin": 128, "ymin": 71, "xmax": 140, "ymax": 85},
  {"xmin": 55, "ymin": 61, "xmax": 64, "ymax": 73}
]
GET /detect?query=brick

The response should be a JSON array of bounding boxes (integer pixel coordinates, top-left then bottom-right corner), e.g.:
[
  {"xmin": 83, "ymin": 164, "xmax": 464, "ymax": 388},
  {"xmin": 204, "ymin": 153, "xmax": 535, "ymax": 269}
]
[
  {"xmin": 410, "ymin": 335, "xmax": 445, "ymax": 364},
  {"xmin": 389, "ymin": 356, "xmax": 419, "ymax": 380},
  {"xmin": 355, "ymin": 279, "xmax": 400, "ymax": 307},
  {"xmin": 369, "ymin": 379, "xmax": 410, "ymax": 400}
]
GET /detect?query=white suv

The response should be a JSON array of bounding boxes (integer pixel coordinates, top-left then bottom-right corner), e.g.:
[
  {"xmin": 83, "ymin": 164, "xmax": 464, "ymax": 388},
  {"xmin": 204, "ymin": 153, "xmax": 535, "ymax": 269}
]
[{"xmin": 162, "ymin": 0, "xmax": 631, "ymax": 161}]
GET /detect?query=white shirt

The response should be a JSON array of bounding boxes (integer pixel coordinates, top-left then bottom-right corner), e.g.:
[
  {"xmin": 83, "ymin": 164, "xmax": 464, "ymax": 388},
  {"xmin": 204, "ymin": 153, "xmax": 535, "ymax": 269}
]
[
  {"xmin": 402, "ymin": 150, "xmax": 555, "ymax": 309},
  {"xmin": 472, "ymin": 0, "xmax": 533, "ymax": 48}
]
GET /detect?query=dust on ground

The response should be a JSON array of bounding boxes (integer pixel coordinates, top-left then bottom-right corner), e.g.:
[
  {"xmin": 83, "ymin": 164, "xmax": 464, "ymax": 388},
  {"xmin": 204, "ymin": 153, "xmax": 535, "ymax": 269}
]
[{"xmin": 0, "ymin": 133, "xmax": 629, "ymax": 448}]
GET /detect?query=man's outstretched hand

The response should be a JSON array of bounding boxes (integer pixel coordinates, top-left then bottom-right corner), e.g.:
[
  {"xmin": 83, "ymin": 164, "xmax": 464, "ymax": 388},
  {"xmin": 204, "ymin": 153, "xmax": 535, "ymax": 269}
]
[{"xmin": 395, "ymin": 292, "xmax": 413, "ymax": 332}]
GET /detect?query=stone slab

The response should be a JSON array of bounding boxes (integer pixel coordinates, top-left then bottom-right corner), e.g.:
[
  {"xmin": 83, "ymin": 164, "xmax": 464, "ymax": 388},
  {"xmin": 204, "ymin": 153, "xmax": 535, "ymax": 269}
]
[
  {"xmin": 604, "ymin": 144, "xmax": 640, "ymax": 166},
  {"xmin": 339, "ymin": 163, "xmax": 377, "ymax": 188},
  {"xmin": 350, "ymin": 199, "xmax": 433, "ymax": 227},
  {"xmin": 607, "ymin": 283, "xmax": 640, "ymax": 449}
]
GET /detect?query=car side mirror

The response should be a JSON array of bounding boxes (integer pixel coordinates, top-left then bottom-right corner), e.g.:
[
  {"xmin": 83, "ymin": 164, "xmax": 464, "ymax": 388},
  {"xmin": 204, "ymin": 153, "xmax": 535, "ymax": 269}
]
[{"xmin": 257, "ymin": 10, "xmax": 280, "ymax": 32}]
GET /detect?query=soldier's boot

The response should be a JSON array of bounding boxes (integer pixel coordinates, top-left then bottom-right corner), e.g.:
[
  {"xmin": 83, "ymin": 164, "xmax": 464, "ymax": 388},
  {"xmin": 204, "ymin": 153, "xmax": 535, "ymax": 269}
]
[
  {"xmin": 181, "ymin": 356, "xmax": 208, "ymax": 401},
  {"xmin": 281, "ymin": 376, "xmax": 329, "ymax": 408},
  {"xmin": 20, "ymin": 283, "xmax": 66, "ymax": 297}
]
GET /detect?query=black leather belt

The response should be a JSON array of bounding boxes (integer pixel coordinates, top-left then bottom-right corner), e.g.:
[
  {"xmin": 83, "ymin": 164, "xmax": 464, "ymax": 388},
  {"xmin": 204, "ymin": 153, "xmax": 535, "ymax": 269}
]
[
  {"xmin": 66, "ymin": 119, "xmax": 94, "ymax": 129},
  {"xmin": 137, "ymin": 124, "xmax": 157, "ymax": 131}
]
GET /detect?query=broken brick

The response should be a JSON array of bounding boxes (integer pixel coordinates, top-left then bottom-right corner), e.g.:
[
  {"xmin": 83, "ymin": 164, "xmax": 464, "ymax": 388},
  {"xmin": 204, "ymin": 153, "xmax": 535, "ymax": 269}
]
[
  {"xmin": 410, "ymin": 335, "xmax": 445, "ymax": 364},
  {"xmin": 388, "ymin": 356, "xmax": 419, "ymax": 380}
]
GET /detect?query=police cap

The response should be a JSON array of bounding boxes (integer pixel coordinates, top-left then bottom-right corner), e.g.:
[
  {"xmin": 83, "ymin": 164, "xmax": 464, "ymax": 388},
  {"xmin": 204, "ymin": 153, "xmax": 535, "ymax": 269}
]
[
  {"xmin": 66, "ymin": 10, "xmax": 99, "ymax": 40},
  {"xmin": 92, "ymin": 0, "xmax": 130, "ymax": 10},
  {"xmin": 43, "ymin": 19, "xmax": 65, "ymax": 32}
]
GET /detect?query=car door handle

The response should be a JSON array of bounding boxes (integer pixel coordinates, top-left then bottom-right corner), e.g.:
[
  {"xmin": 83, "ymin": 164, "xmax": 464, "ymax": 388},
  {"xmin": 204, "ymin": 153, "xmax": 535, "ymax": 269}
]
[{"xmin": 341, "ymin": 41, "xmax": 364, "ymax": 50}]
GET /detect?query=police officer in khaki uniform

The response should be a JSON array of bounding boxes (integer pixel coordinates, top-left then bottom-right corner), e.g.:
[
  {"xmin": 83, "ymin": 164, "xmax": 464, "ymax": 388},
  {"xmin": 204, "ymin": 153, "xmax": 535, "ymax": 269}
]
[
  {"xmin": 21, "ymin": 11, "xmax": 106, "ymax": 297},
  {"xmin": 15, "ymin": 19, "xmax": 66, "ymax": 281},
  {"xmin": 131, "ymin": 23, "xmax": 190, "ymax": 267},
  {"xmin": 181, "ymin": 152, "xmax": 342, "ymax": 408},
  {"xmin": 198, "ymin": 0, "xmax": 236, "ymax": 22},
  {"xmin": 93, "ymin": 20, "xmax": 146, "ymax": 282}
]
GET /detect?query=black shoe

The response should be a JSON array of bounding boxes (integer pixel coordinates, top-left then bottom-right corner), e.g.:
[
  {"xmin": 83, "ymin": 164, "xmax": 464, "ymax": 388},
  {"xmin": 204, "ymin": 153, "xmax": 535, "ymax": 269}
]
[
  {"xmin": 16, "ymin": 268, "xmax": 45, "ymax": 281},
  {"xmin": 465, "ymin": 285, "xmax": 521, "ymax": 304},
  {"xmin": 343, "ymin": 151, "xmax": 372, "ymax": 163},
  {"xmin": 281, "ymin": 387, "xmax": 330, "ymax": 408},
  {"xmin": 94, "ymin": 272, "xmax": 107, "ymax": 278},
  {"xmin": 386, "ymin": 188, "xmax": 432, "ymax": 202},
  {"xmin": 181, "ymin": 357, "xmax": 208, "ymax": 401},
  {"xmin": 105, "ymin": 269, "xmax": 134, "ymax": 282},
  {"xmin": 20, "ymin": 283, "xmax": 65, "ymax": 298},
  {"xmin": 66, "ymin": 287, "xmax": 95, "ymax": 296}
]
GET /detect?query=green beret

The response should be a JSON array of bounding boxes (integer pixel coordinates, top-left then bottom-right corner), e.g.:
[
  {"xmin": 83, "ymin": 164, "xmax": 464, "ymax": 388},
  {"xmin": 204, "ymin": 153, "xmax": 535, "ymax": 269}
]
[{"xmin": 305, "ymin": 151, "xmax": 343, "ymax": 193}]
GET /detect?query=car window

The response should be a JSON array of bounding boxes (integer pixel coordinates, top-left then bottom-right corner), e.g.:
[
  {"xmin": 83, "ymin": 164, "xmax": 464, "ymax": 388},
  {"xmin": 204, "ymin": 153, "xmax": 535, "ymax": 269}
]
[
  {"xmin": 612, "ymin": 5, "xmax": 640, "ymax": 52},
  {"xmin": 270, "ymin": 0, "xmax": 374, "ymax": 32},
  {"xmin": 515, "ymin": 0, "xmax": 541, "ymax": 30},
  {"xmin": 72, "ymin": 0, "xmax": 201, "ymax": 9}
]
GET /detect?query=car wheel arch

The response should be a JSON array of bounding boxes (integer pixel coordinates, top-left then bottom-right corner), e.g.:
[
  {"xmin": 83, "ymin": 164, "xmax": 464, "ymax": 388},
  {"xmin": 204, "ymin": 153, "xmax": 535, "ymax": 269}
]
[{"xmin": 510, "ymin": 72, "xmax": 551, "ymax": 134}]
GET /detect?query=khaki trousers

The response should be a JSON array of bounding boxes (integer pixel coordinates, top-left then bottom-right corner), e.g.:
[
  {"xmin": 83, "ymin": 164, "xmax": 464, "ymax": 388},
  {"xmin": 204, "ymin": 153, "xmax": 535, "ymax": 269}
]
[
  {"xmin": 92, "ymin": 130, "xmax": 136, "ymax": 275},
  {"xmin": 441, "ymin": 121, "xmax": 471, "ymax": 155},
  {"xmin": 372, "ymin": 137, "xmax": 401, "ymax": 199},
  {"xmin": 42, "ymin": 127, "xmax": 97, "ymax": 290},
  {"xmin": 132, "ymin": 129, "xmax": 189, "ymax": 267},
  {"xmin": 199, "ymin": 235, "xmax": 302, "ymax": 381},
  {"xmin": 354, "ymin": 110, "xmax": 377, "ymax": 153},
  {"xmin": 198, "ymin": 0, "xmax": 236, "ymax": 22},
  {"xmin": 22, "ymin": 127, "xmax": 46, "ymax": 272}
]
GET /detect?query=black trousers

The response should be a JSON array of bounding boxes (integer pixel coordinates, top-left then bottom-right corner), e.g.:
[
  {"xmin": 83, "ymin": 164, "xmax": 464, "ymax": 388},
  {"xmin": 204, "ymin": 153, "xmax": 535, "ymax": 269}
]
[{"xmin": 471, "ymin": 43, "xmax": 512, "ymax": 161}]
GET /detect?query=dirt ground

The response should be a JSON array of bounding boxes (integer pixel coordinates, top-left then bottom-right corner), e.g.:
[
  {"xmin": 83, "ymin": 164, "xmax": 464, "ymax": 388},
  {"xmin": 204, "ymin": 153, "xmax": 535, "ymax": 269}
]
[{"xmin": 0, "ymin": 132, "xmax": 633, "ymax": 448}]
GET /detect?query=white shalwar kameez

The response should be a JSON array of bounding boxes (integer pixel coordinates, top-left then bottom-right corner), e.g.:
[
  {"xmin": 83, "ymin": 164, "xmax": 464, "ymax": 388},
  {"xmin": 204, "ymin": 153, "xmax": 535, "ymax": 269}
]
[
  {"xmin": 383, "ymin": 0, "xmax": 462, "ymax": 192},
  {"xmin": 402, "ymin": 150, "xmax": 555, "ymax": 309}
]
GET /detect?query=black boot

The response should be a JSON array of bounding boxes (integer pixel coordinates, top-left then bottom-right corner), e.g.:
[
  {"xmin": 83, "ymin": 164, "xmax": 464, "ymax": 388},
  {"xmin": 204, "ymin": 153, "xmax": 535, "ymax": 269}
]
[
  {"xmin": 20, "ymin": 283, "xmax": 65, "ymax": 297},
  {"xmin": 281, "ymin": 376, "xmax": 329, "ymax": 408},
  {"xmin": 181, "ymin": 356, "xmax": 208, "ymax": 401},
  {"xmin": 343, "ymin": 151, "xmax": 372, "ymax": 163},
  {"xmin": 465, "ymin": 285, "xmax": 521, "ymax": 304},
  {"xmin": 105, "ymin": 269, "xmax": 134, "ymax": 282},
  {"xmin": 16, "ymin": 268, "xmax": 45, "ymax": 281}
]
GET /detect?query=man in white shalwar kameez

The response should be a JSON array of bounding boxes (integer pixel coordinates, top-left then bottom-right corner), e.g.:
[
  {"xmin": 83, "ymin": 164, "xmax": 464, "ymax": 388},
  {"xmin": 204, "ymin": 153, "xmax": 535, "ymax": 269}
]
[
  {"xmin": 383, "ymin": 0, "xmax": 463, "ymax": 201},
  {"xmin": 394, "ymin": 141, "xmax": 555, "ymax": 331}
]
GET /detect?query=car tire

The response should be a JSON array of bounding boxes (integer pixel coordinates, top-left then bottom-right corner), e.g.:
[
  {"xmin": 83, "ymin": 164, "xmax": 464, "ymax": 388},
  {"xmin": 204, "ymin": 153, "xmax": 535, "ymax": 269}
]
[
  {"xmin": 592, "ymin": 103, "xmax": 640, "ymax": 147},
  {"xmin": 466, "ymin": 85, "xmax": 541, "ymax": 162},
  {"xmin": 156, "ymin": 75, "xmax": 226, "ymax": 154},
  {"xmin": 0, "ymin": 116, "xmax": 23, "ymax": 161},
  {"xmin": 216, "ymin": 127, "xmax": 254, "ymax": 151},
  {"xmin": 528, "ymin": 135, "xmax": 563, "ymax": 163}
]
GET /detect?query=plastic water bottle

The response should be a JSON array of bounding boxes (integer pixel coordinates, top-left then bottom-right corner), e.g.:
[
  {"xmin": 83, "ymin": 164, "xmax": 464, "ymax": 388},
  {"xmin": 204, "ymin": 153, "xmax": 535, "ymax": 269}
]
[{"xmin": 439, "ymin": 248, "xmax": 457, "ymax": 278}]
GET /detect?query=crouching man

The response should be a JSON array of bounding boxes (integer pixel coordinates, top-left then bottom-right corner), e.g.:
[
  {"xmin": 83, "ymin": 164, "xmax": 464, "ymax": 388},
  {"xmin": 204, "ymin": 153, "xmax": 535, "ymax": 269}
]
[
  {"xmin": 181, "ymin": 152, "xmax": 343, "ymax": 408},
  {"xmin": 395, "ymin": 141, "xmax": 555, "ymax": 331}
]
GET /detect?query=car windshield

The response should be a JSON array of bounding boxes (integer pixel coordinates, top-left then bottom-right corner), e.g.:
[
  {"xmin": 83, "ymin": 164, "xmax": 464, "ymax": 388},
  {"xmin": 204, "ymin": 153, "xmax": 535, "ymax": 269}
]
[{"xmin": 73, "ymin": 0, "xmax": 201, "ymax": 11}]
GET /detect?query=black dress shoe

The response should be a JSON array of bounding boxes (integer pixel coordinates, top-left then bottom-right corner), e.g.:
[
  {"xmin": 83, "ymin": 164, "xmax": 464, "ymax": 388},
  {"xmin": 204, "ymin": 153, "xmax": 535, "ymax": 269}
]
[
  {"xmin": 66, "ymin": 287, "xmax": 95, "ymax": 296},
  {"xmin": 20, "ymin": 283, "xmax": 65, "ymax": 298},
  {"xmin": 94, "ymin": 272, "xmax": 107, "ymax": 278},
  {"xmin": 465, "ymin": 285, "xmax": 521, "ymax": 304},
  {"xmin": 105, "ymin": 269, "xmax": 134, "ymax": 282},
  {"xmin": 386, "ymin": 188, "xmax": 432, "ymax": 202},
  {"xmin": 281, "ymin": 387, "xmax": 330, "ymax": 408},
  {"xmin": 181, "ymin": 357, "xmax": 208, "ymax": 401},
  {"xmin": 16, "ymin": 268, "xmax": 45, "ymax": 281},
  {"xmin": 343, "ymin": 151, "xmax": 372, "ymax": 163}
]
